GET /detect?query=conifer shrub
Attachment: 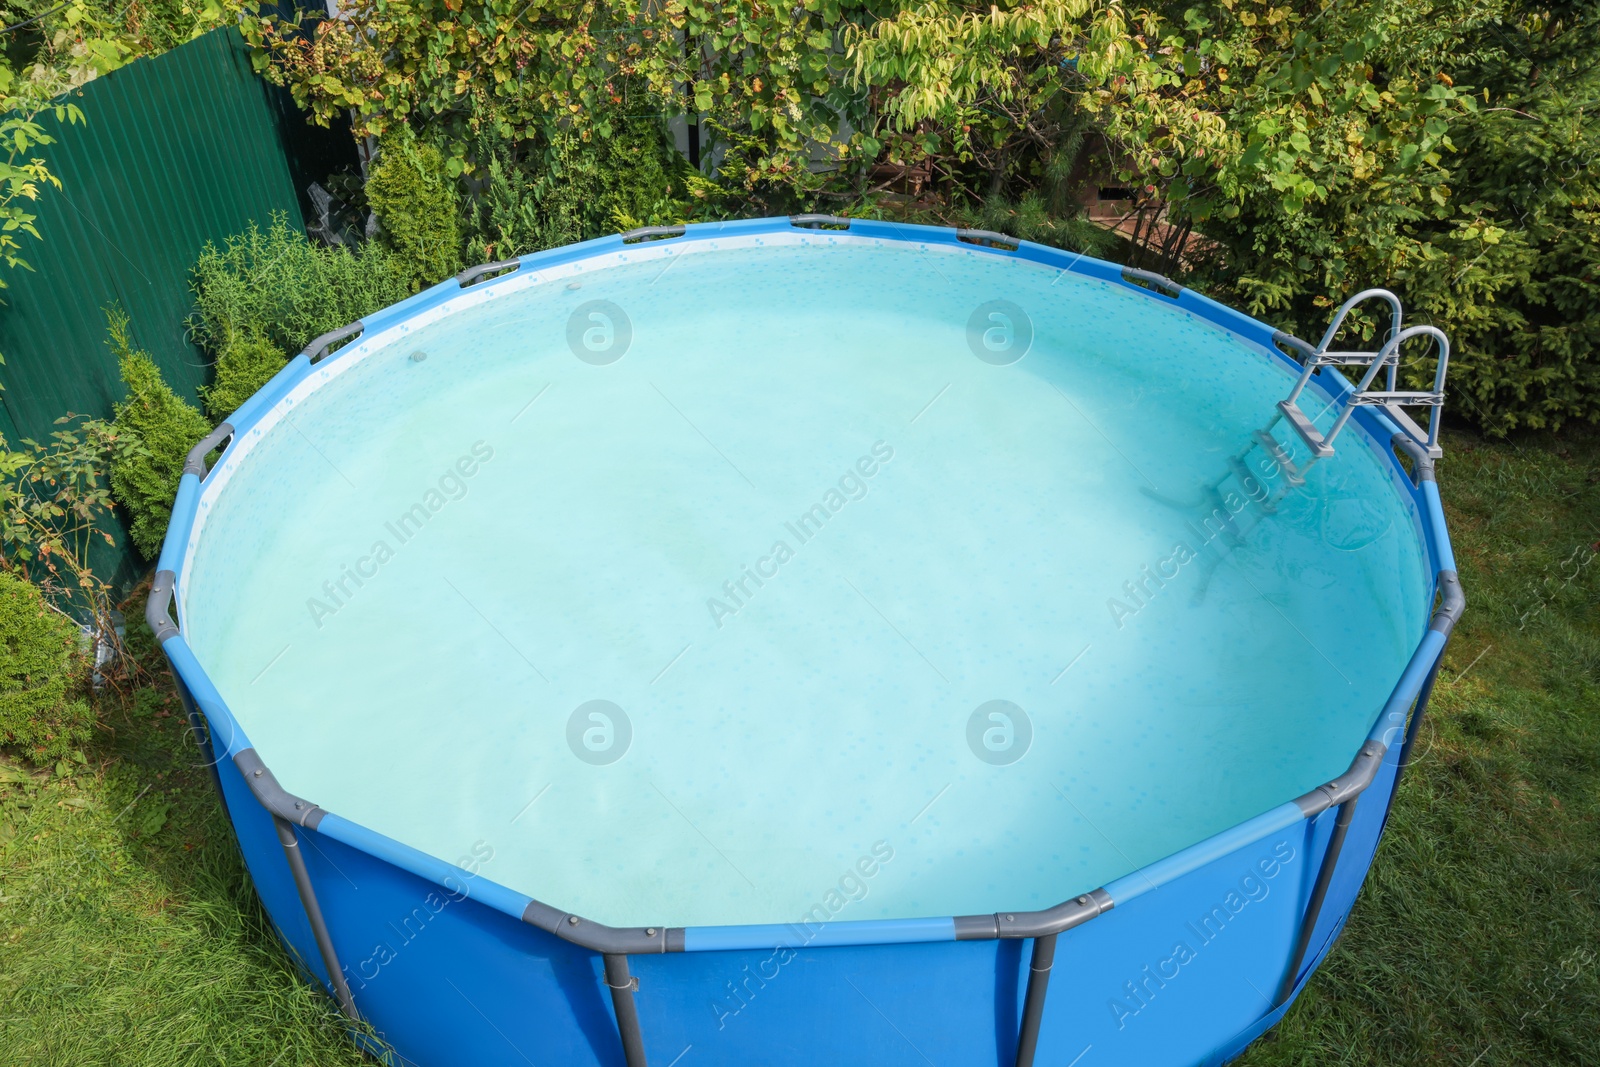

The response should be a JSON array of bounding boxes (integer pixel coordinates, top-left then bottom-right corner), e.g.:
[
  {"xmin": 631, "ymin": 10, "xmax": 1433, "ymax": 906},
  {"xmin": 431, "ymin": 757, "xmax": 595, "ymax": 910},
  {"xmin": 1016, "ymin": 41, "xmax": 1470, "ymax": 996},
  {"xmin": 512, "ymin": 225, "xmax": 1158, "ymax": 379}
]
[
  {"xmin": 201, "ymin": 331, "xmax": 285, "ymax": 422},
  {"xmin": 106, "ymin": 312, "xmax": 212, "ymax": 559},
  {"xmin": 367, "ymin": 127, "xmax": 463, "ymax": 289}
]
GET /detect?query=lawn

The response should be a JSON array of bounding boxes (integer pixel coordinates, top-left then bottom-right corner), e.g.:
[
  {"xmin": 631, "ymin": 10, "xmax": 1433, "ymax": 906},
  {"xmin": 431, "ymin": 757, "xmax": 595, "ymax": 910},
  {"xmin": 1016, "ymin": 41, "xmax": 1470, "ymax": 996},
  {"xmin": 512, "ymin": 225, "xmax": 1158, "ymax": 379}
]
[{"xmin": 1, "ymin": 426, "xmax": 1595, "ymax": 1066}]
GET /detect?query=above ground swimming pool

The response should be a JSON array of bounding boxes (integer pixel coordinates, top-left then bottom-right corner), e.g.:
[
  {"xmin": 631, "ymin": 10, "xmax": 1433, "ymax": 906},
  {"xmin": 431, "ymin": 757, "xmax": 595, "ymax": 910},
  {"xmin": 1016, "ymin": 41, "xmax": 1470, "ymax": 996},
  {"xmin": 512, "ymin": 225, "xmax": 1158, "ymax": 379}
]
[{"xmin": 150, "ymin": 216, "xmax": 1460, "ymax": 1067}]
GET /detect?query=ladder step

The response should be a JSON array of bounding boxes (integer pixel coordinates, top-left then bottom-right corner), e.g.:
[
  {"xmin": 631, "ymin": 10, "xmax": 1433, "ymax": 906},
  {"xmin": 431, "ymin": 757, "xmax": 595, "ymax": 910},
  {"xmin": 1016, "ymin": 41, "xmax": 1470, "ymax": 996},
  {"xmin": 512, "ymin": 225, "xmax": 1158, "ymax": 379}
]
[
  {"xmin": 1382, "ymin": 404, "xmax": 1443, "ymax": 459},
  {"xmin": 1252, "ymin": 429, "xmax": 1307, "ymax": 486},
  {"xmin": 1276, "ymin": 400, "xmax": 1335, "ymax": 459},
  {"xmin": 1317, "ymin": 350, "xmax": 1388, "ymax": 366},
  {"xmin": 1274, "ymin": 291, "xmax": 1448, "ymax": 460},
  {"xmin": 1350, "ymin": 390, "xmax": 1444, "ymax": 406},
  {"xmin": 1228, "ymin": 456, "xmax": 1280, "ymax": 511}
]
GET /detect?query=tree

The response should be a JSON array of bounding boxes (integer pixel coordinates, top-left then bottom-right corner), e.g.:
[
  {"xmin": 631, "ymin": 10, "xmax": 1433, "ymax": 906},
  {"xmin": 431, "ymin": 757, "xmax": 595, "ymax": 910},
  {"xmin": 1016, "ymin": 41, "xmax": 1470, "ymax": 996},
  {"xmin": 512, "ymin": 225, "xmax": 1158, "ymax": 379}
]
[{"xmin": 243, "ymin": 0, "xmax": 1599, "ymax": 434}]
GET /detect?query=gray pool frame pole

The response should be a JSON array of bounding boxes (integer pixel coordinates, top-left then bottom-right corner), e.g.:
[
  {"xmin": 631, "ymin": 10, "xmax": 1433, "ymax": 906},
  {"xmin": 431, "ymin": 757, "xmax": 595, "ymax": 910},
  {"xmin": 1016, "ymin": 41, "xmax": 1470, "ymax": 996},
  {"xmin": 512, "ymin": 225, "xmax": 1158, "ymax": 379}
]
[
  {"xmin": 228, "ymin": 747, "xmax": 360, "ymax": 1022},
  {"xmin": 1014, "ymin": 932, "xmax": 1059, "ymax": 1067},
  {"xmin": 150, "ymin": 530, "xmax": 363, "ymax": 1028},
  {"xmin": 603, "ymin": 954, "xmax": 648, "ymax": 1067},
  {"xmin": 273, "ymin": 812, "xmax": 360, "ymax": 1019},
  {"xmin": 1389, "ymin": 434, "xmax": 1464, "ymax": 794},
  {"xmin": 1273, "ymin": 539, "xmax": 1466, "ymax": 1010},
  {"xmin": 1274, "ymin": 797, "xmax": 1358, "ymax": 1007}
]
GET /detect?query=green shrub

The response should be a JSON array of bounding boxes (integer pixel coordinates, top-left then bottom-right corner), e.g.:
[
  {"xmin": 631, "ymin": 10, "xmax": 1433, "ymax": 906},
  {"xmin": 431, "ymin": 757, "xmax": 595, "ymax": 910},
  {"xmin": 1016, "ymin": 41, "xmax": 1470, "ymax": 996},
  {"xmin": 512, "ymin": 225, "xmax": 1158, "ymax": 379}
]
[
  {"xmin": 107, "ymin": 312, "xmax": 212, "ymax": 560},
  {"xmin": 188, "ymin": 214, "xmax": 412, "ymax": 359},
  {"xmin": 0, "ymin": 417, "xmax": 140, "ymax": 642},
  {"xmin": 458, "ymin": 109, "xmax": 689, "ymax": 263},
  {"xmin": 0, "ymin": 571, "xmax": 91, "ymax": 764},
  {"xmin": 950, "ymin": 191, "xmax": 1117, "ymax": 259},
  {"xmin": 459, "ymin": 146, "xmax": 553, "ymax": 264},
  {"xmin": 367, "ymin": 127, "xmax": 463, "ymax": 289},
  {"xmin": 201, "ymin": 331, "xmax": 285, "ymax": 422},
  {"xmin": 593, "ymin": 111, "xmax": 690, "ymax": 232}
]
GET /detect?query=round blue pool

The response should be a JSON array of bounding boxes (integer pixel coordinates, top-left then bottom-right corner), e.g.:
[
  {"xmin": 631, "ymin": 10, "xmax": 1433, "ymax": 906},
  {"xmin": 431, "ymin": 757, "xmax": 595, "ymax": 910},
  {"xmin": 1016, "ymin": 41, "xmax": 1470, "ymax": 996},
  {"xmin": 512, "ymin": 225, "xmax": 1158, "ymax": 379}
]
[{"xmin": 149, "ymin": 216, "xmax": 1460, "ymax": 1067}]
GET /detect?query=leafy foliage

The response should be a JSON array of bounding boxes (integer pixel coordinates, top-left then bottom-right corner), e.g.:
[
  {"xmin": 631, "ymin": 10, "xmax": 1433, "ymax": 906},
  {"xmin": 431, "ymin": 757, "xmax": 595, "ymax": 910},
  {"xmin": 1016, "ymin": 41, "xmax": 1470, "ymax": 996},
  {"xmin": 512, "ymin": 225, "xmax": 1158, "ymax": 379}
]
[
  {"xmin": 0, "ymin": 414, "xmax": 140, "ymax": 656},
  {"xmin": 199, "ymin": 331, "xmax": 284, "ymax": 422},
  {"xmin": 0, "ymin": 571, "xmax": 91, "ymax": 764},
  {"xmin": 457, "ymin": 108, "xmax": 691, "ymax": 261},
  {"xmin": 245, "ymin": 0, "xmax": 1598, "ymax": 434},
  {"xmin": 0, "ymin": 92, "xmax": 82, "ymax": 307},
  {"xmin": 240, "ymin": 0, "xmax": 874, "ymax": 204},
  {"xmin": 1149, "ymin": 0, "xmax": 1597, "ymax": 436},
  {"xmin": 1383, "ymin": 2, "xmax": 1599, "ymax": 434},
  {"xmin": 106, "ymin": 311, "xmax": 210, "ymax": 560},
  {"xmin": 852, "ymin": 0, "xmax": 1598, "ymax": 435},
  {"xmin": 188, "ymin": 214, "xmax": 411, "ymax": 358},
  {"xmin": 0, "ymin": 0, "xmax": 230, "ymax": 299},
  {"xmin": 366, "ymin": 128, "xmax": 463, "ymax": 290}
]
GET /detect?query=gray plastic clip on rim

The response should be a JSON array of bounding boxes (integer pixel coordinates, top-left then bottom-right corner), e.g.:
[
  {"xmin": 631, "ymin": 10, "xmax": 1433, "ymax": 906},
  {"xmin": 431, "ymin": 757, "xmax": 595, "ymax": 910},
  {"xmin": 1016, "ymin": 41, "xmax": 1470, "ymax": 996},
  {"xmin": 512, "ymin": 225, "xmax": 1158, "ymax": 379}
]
[
  {"xmin": 788, "ymin": 214, "xmax": 853, "ymax": 229},
  {"xmin": 145, "ymin": 569, "xmax": 179, "ymax": 643},
  {"xmin": 1273, "ymin": 330, "xmax": 1318, "ymax": 364},
  {"xmin": 1391, "ymin": 432, "xmax": 1437, "ymax": 486},
  {"xmin": 955, "ymin": 227, "xmax": 1020, "ymax": 250},
  {"xmin": 953, "ymin": 885, "xmax": 1114, "ymax": 940},
  {"xmin": 183, "ymin": 422, "xmax": 234, "ymax": 479},
  {"xmin": 234, "ymin": 748, "xmax": 327, "ymax": 829},
  {"xmin": 456, "ymin": 259, "xmax": 521, "ymax": 287},
  {"xmin": 619, "ymin": 224, "xmax": 687, "ymax": 244},
  {"xmin": 1431, "ymin": 570, "xmax": 1465, "ymax": 636},
  {"xmin": 303, "ymin": 321, "xmax": 365, "ymax": 363},
  {"xmin": 1120, "ymin": 267, "xmax": 1182, "ymax": 298},
  {"xmin": 519, "ymin": 898, "xmax": 681, "ymax": 954},
  {"xmin": 1292, "ymin": 741, "xmax": 1387, "ymax": 818}
]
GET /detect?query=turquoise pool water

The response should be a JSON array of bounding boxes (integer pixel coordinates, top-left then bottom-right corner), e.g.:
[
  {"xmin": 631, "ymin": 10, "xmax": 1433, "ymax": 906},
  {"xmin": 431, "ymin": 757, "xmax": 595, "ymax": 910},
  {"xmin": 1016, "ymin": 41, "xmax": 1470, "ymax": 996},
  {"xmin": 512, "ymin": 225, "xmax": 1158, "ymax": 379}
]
[{"xmin": 181, "ymin": 234, "xmax": 1433, "ymax": 929}]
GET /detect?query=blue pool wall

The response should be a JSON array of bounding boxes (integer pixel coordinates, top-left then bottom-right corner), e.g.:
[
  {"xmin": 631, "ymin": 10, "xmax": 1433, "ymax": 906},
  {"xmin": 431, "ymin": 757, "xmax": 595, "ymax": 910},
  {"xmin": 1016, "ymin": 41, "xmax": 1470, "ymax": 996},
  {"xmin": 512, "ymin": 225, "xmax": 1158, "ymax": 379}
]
[{"xmin": 154, "ymin": 216, "xmax": 1458, "ymax": 1067}]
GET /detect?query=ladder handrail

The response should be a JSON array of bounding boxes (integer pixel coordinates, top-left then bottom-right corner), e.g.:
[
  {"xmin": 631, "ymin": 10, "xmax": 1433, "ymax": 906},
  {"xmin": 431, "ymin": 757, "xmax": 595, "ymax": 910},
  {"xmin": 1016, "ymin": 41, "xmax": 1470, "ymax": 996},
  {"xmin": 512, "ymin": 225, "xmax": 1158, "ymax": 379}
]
[
  {"xmin": 1313, "ymin": 288, "xmax": 1404, "ymax": 361},
  {"xmin": 1284, "ymin": 288, "xmax": 1406, "ymax": 407},
  {"xmin": 1323, "ymin": 324, "xmax": 1450, "ymax": 451}
]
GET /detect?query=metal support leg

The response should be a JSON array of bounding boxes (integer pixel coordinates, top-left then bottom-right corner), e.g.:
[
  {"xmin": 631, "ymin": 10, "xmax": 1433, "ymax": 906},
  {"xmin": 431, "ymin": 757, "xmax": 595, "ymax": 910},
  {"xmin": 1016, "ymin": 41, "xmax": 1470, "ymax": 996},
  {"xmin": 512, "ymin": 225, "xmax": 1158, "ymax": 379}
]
[
  {"xmin": 603, "ymin": 953, "xmax": 648, "ymax": 1067},
  {"xmin": 273, "ymin": 815, "xmax": 359, "ymax": 1019},
  {"xmin": 1014, "ymin": 933, "xmax": 1058, "ymax": 1067},
  {"xmin": 1275, "ymin": 798, "xmax": 1357, "ymax": 1006}
]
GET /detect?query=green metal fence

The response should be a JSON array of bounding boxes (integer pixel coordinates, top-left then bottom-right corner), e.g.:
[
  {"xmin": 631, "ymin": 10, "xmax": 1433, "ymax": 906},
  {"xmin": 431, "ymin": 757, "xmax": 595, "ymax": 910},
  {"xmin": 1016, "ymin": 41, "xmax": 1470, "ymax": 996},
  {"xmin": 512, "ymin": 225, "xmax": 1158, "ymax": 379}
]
[
  {"xmin": 0, "ymin": 26, "xmax": 307, "ymax": 447},
  {"xmin": 0, "ymin": 25, "xmax": 353, "ymax": 591}
]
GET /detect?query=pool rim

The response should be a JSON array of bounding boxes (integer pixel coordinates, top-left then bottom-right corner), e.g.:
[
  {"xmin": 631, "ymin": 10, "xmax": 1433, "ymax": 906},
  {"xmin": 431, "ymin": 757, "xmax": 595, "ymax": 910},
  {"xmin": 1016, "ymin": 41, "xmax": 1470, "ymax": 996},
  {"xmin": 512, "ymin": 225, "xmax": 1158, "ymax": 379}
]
[{"xmin": 146, "ymin": 214, "xmax": 1462, "ymax": 1038}]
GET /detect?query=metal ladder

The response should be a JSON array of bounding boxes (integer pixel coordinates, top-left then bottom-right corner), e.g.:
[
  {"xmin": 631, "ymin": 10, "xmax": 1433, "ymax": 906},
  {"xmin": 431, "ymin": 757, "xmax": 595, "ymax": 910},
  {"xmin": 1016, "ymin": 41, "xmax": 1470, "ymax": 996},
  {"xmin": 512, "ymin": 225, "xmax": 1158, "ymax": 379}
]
[{"xmin": 1278, "ymin": 288, "xmax": 1451, "ymax": 459}]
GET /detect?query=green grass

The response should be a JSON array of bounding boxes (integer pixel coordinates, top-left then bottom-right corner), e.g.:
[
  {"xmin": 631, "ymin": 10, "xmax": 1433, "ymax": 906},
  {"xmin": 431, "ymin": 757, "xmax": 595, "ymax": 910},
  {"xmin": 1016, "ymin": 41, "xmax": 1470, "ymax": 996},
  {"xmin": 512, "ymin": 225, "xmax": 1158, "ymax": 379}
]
[
  {"xmin": 1239, "ymin": 427, "xmax": 1600, "ymax": 1067},
  {"xmin": 0, "ymin": 687, "xmax": 364, "ymax": 1064},
  {"xmin": 0, "ymin": 427, "xmax": 1595, "ymax": 1066}
]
